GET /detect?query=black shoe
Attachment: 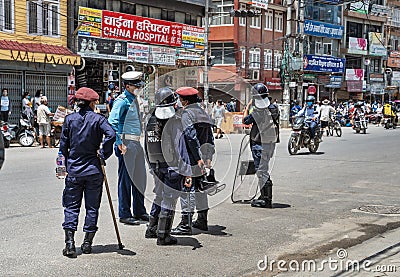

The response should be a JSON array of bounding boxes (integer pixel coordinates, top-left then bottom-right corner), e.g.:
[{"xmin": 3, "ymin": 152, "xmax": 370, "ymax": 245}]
[
  {"xmin": 62, "ymin": 229, "xmax": 76, "ymax": 257},
  {"xmin": 251, "ymin": 198, "xmax": 272, "ymax": 208},
  {"xmin": 192, "ymin": 210, "xmax": 208, "ymax": 231},
  {"xmin": 215, "ymin": 136, "xmax": 219, "ymax": 139},
  {"xmin": 135, "ymin": 213, "xmax": 150, "ymax": 222},
  {"xmin": 171, "ymin": 214, "xmax": 192, "ymax": 235},
  {"xmin": 145, "ymin": 216, "xmax": 158, "ymax": 239},
  {"xmin": 157, "ymin": 214, "xmax": 178, "ymax": 246},
  {"xmin": 219, "ymin": 134, "xmax": 224, "ymax": 139},
  {"xmin": 157, "ymin": 235, "xmax": 178, "ymax": 245},
  {"xmin": 81, "ymin": 232, "xmax": 96, "ymax": 254},
  {"xmin": 120, "ymin": 217, "xmax": 140, "ymax": 225}
]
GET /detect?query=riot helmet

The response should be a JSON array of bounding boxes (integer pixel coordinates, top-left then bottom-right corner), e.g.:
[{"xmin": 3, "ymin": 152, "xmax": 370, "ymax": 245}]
[
  {"xmin": 155, "ymin": 87, "xmax": 177, "ymax": 120},
  {"xmin": 251, "ymin": 83, "xmax": 270, "ymax": 109}
]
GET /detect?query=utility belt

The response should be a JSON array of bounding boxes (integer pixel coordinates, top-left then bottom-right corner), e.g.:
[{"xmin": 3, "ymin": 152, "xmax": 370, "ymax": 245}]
[{"xmin": 121, "ymin": 134, "xmax": 141, "ymax": 141}]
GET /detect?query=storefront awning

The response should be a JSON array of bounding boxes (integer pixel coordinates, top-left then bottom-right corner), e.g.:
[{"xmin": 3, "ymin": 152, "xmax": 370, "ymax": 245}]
[{"xmin": 0, "ymin": 40, "xmax": 80, "ymax": 66}]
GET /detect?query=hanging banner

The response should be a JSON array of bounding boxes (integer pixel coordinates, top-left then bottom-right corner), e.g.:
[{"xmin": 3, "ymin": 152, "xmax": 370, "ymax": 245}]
[
  {"xmin": 369, "ymin": 32, "xmax": 387, "ymax": 56},
  {"xmin": 149, "ymin": 46, "xmax": 176, "ymax": 66},
  {"xmin": 303, "ymin": 55, "xmax": 345, "ymax": 73},
  {"xmin": 348, "ymin": 37, "xmax": 368, "ymax": 55},
  {"xmin": 345, "ymin": 69, "xmax": 364, "ymax": 81},
  {"xmin": 78, "ymin": 7, "xmax": 102, "ymax": 37},
  {"xmin": 303, "ymin": 20, "xmax": 344, "ymax": 39},
  {"xmin": 127, "ymin": 43, "xmax": 150, "ymax": 63},
  {"xmin": 77, "ymin": 36, "xmax": 127, "ymax": 60}
]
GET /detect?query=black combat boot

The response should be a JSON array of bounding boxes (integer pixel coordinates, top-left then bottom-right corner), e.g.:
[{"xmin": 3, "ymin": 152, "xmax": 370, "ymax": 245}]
[
  {"xmin": 145, "ymin": 216, "xmax": 158, "ymax": 239},
  {"xmin": 62, "ymin": 229, "xmax": 76, "ymax": 257},
  {"xmin": 251, "ymin": 179, "xmax": 273, "ymax": 208},
  {"xmin": 192, "ymin": 210, "xmax": 208, "ymax": 231},
  {"xmin": 81, "ymin": 232, "xmax": 96, "ymax": 254},
  {"xmin": 171, "ymin": 213, "xmax": 192, "ymax": 235},
  {"xmin": 157, "ymin": 212, "xmax": 177, "ymax": 246}
]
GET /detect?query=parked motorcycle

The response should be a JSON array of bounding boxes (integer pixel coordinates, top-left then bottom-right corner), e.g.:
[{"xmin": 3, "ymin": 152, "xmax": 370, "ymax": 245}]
[
  {"xmin": 353, "ymin": 113, "xmax": 368, "ymax": 134},
  {"xmin": 1, "ymin": 121, "xmax": 11, "ymax": 148},
  {"xmin": 2, "ymin": 114, "xmax": 36, "ymax": 147},
  {"xmin": 382, "ymin": 116, "xmax": 396, "ymax": 129},
  {"xmin": 288, "ymin": 116, "xmax": 322, "ymax": 155}
]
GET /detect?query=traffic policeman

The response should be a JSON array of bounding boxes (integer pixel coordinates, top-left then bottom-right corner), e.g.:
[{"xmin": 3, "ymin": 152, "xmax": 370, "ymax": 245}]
[
  {"xmin": 171, "ymin": 87, "xmax": 215, "ymax": 235},
  {"xmin": 60, "ymin": 87, "xmax": 116, "ymax": 257},
  {"xmin": 108, "ymin": 71, "xmax": 149, "ymax": 225},
  {"xmin": 243, "ymin": 83, "xmax": 278, "ymax": 208},
  {"xmin": 145, "ymin": 87, "xmax": 192, "ymax": 245}
]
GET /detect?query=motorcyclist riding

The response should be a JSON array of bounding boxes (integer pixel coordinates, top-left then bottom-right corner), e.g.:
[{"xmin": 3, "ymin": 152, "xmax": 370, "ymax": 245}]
[{"xmin": 297, "ymin": 95, "xmax": 320, "ymax": 142}]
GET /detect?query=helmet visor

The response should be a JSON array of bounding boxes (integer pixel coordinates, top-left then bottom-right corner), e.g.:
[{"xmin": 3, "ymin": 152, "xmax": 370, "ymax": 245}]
[{"xmin": 155, "ymin": 106, "xmax": 175, "ymax": 119}]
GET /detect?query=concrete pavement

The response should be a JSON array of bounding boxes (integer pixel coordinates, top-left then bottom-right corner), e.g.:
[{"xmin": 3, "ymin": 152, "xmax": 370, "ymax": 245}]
[{"xmin": 0, "ymin": 125, "xmax": 399, "ymax": 276}]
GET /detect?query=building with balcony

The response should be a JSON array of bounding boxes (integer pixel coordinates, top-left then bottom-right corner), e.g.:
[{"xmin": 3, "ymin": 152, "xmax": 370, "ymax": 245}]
[
  {"xmin": 0, "ymin": 0, "xmax": 80, "ymax": 123},
  {"xmin": 386, "ymin": 0, "xmax": 400, "ymax": 99},
  {"xmin": 208, "ymin": 0, "xmax": 286, "ymax": 107}
]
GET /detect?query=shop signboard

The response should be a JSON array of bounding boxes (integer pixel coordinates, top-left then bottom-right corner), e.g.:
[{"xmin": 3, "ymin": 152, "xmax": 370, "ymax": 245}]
[
  {"xmin": 326, "ymin": 76, "xmax": 342, "ymax": 88},
  {"xmin": 127, "ymin": 43, "xmax": 150, "ymax": 63},
  {"xmin": 387, "ymin": 57, "xmax": 400, "ymax": 68},
  {"xmin": 369, "ymin": 73, "xmax": 384, "ymax": 82},
  {"xmin": 303, "ymin": 20, "xmax": 344, "ymax": 39},
  {"xmin": 251, "ymin": 0, "xmax": 269, "ymax": 9},
  {"xmin": 78, "ymin": 7, "xmax": 102, "ymax": 37},
  {"xmin": 265, "ymin": 78, "xmax": 282, "ymax": 90},
  {"xmin": 370, "ymin": 83, "xmax": 385, "ymax": 94},
  {"xmin": 303, "ymin": 55, "xmax": 345, "ymax": 73},
  {"xmin": 347, "ymin": 80, "xmax": 363, "ymax": 92},
  {"xmin": 149, "ymin": 46, "xmax": 176, "ymax": 66},
  {"xmin": 348, "ymin": 37, "xmax": 368, "ymax": 55},
  {"xmin": 182, "ymin": 25, "xmax": 205, "ymax": 50},
  {"xmin": 77, "ymin": 36, "xmax": 127, "ymax": 61},
  {"xmin": 350, "ymin": 0, "xmax": 369, "ymax": 14},
  {"xmin": 345, "ymin": 69, "xmax": 364, "ymax": 81},
  {"xmin": 369, "ymin": 32, "xmax": 387, "ymax": 56}
]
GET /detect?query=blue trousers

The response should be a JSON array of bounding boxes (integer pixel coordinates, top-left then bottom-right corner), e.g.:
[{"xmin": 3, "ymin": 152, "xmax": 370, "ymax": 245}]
[
  {"xmin": 179, "ymin": 177, "xmax": 209, "ymax": 214},
  {"xmin": 62, "ymin": 174, "xmax": 103, "ymax": 233},
  {"xmin": 115, "ymin": 140, "xmax": 147, "ymax": 219},
  {"xmin": 150, "ymin": 167, "xmax": 183, "ymax": 218},
  {"xmin": 251, "ymin": 141, "xmax": 275, "ymax": 187},
  {"xmin": 308, "ymin": 121, "xmax": 318, "ymax": 138}
]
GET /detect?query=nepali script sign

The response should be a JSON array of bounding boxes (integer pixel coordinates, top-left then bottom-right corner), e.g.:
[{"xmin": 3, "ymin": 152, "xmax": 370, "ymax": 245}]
[
  {"xmin": 303, "ymin": 55, "xmax": 345, "ymax": 73},
  {"xmin": 303, "ymin": 20, "xmax": 344, "ymax": 39}
]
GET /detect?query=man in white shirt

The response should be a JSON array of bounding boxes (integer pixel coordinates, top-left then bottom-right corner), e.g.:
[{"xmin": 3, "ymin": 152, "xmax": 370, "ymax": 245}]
[
  {"xmin": 37, "ymin": 96, "xmax": 54, "ymax": 148},
  {"xmin": 320, "ymin": 99, "xmax": 335, "ymax": 136}
]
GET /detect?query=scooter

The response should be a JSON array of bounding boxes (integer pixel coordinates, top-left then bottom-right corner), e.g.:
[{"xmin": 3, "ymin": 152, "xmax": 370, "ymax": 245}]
[
  {"xmin": 3, "ymin": 114, "xmax": 36, "ymax": 147},
  {"xmin": 1, "ymin": 121, "xmax": 11, "ymax": 148}
]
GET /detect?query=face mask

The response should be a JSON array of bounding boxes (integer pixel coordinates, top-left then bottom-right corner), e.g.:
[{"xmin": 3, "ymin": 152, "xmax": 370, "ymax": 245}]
[
  {"xmin": 307, "ymin": 101, "xmax": 313, "ymax": 107},
  {"xmin": 27, "ymin": 96, "xmax": 31, "ymax": 100},
  {"xmin": 176, "ymin": 98, "xmax": 183, "ymax": 108}
]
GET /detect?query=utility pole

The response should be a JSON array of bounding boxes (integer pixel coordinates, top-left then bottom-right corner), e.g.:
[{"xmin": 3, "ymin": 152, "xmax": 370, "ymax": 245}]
[
  {"xmin": 281, "ymin": 0, "xmax": 292, "ymax": 128},
  {"xmin": 297, "ymin": 0, "xmax": 305, "ymax": 105},
  {"xmin": 203, "ymin": 0, "xmax": 210, "ymax": 109}
]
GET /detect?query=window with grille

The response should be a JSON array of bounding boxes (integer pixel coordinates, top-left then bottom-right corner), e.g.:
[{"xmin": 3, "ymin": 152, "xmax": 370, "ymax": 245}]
[
  {"xmin": 211, "ymin": 0, "xmax": 233, "ymax": 25},
  {"xmin": 249, "ymin": 48, "xmax": 260, "ymax": 69},
  {"xmin": 0, "ymin": 0, "xmax": 14, "ymax": 32},
  {"xmin": 250, "ymin": 8, "xmax": 261, "ymax": 28},
  {"xmin": 264, "ymin": 50, "xmax": 272, "ymax": 69},
  {"xmin": 27, "ymin": 0, "xmax": 59, "ymax": 37},
  {"xmin": 239, "ymin": 3, "xmax": 246, "ymax": 26},
  {"xmin": 274, "ymin": 51, "xmax": 282, "ymax": 70},
  {"xmin": 265, "ymin": 10, "xmax": 273, "ymax": 30},
  {"xmin": 241, "ymin": 47, "xmax": 246, "ymax": 68},
  {"xmin": 275, "ymin": 12, "xmax": 283, "ymax": 32},
  {"xmin": 210, "ymin": 42, "xmax": 235, "ymax": 65}
]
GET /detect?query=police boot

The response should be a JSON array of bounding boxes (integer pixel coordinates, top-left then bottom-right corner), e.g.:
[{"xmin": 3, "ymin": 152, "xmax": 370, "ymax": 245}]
[
  {"xmin": 171, "ymin": 213, "xmax": 192, "ymax": 235},
  {"xmin": 145, "ymin": 216, "xmax": 158, "ymax": 239},
  {"xmin": 251, "ymin": 179, "xmax": 273, "ymax": 208},
  {"xmin": 157, "ymin": 212, "xmax": 177, "ymax": 246},
  {"xmin": 62, "ymin": 229, "xmax": 76, "ymax": 257},
  {"xmin": 192, "ymin": 210, "xmax": 208, "ymax": 231},
  {"xmin": 81, "ymin": 232, "xmax": 96, "ymax": 254}
]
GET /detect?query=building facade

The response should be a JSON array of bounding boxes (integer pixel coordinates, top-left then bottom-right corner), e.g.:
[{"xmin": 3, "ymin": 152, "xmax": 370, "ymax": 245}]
[{"xmin": 0, "ymin": 0, "xmax": 80, "ymax": 123}]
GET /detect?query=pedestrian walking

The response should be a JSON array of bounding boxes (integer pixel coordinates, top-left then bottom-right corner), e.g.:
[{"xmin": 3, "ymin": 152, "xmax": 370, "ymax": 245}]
[
  {"xmin": 242, "ymin": 83, "xmax": 278, "ymax": 208},
  {"xmin": 1, "ymin": 88, "xmax": 12, "ymax": 122},
  {"xmin": 212, "ymin": 99, "xmax": 226, "ymax": 139},
  {"xmin": 37, "ymin": 96, "xmax": 54, "ymax": 148},
  {"xmin": 59, "ymin": 87, "xmax": 116, "ymax": 257},
  {"xmin": 108, "ymin": 71, "xmax": 149, "ymax": 225},
  {"xmin": 320, "ymin": 99, "xmax": 335, "ymax": 136},
  {"xmin": 144, "ymin": 87, "xmax": 192, "ymax": 245},
  {"xmin": 171, "ymin": 87, "xmax": 215, "ymax": 235}
]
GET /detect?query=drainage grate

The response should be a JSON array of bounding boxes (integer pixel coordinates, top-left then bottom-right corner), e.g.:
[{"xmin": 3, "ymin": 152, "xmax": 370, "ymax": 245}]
[{"xmin": 357, "ymin": 205, "xmax": 400, "ymax": 215}]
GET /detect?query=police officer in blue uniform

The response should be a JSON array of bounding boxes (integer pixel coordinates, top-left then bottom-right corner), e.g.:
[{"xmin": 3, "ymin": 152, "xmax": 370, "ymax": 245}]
[
  {"xmin": 171, "ymin": 87, "xmax": 215, "ymax": 235},
  {"xmin": 108, "ymin": 71, "xmax": 149, "ymax": 225},
  {"xmin": 243, "ymin": 83, "xmax": 278, "ymax": 208},
  {"xmin": 144, "ymin": 87, "xmax": 192, "ymax": 245},
  {"xmin": 60, "ymin": 87, "xmax": 116, "ymax": 257}
]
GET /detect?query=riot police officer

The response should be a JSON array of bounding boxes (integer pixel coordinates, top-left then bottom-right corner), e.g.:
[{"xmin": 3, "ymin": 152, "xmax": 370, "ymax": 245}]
[
  {"xmin": 144, "ymin": 87, "xmax": 192, "ymax": 245},
  {"xmin": 108, "ymin": 71, "xmax": 149, "ymax": 225},
  {"xmin": 60, "ymin": 87, "xmax": 116, "ymax": 257},
  {"xmin": 243, "ymin": 83, "xmax": 278, "ymax": 208},
  {"xmin": 171, "ymin": 87, "xmax": 215, "ymax": 235}
]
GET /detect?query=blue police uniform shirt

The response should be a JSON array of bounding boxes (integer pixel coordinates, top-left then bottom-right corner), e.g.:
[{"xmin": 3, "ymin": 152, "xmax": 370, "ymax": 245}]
[
  {"xmin": 298, "ymin": 106, "xmax": 319, "ymax": 120},
  {"xmin": 108, "ymin": 89, "xmax": 141, "ymax": 146},
  {"xmin": 59, "ymin": 106, "xmax": 116, "ymax": 177}
]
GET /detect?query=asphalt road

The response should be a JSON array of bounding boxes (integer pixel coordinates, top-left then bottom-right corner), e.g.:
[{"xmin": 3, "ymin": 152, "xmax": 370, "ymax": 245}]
[{"xmin": 0, "ymin": 125, "xmax": 399, "ymax": 276}]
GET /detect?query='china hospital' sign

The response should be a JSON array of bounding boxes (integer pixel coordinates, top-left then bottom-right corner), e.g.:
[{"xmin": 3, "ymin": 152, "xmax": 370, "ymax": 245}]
[{"xmin": 78, "ymin": 7, "xmax": 205, "ymax": 49}]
